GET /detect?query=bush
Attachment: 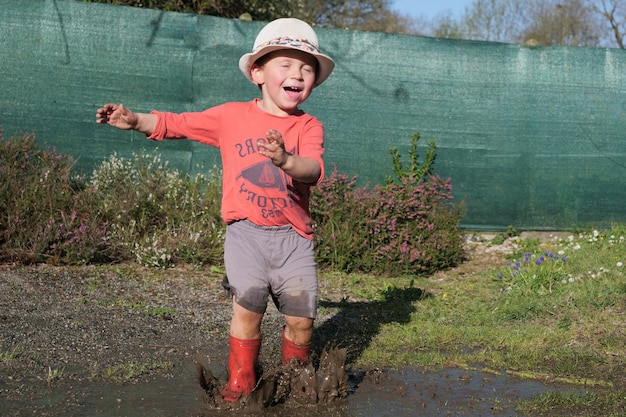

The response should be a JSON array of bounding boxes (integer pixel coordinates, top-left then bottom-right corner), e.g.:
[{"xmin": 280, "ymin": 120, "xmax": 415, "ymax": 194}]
[
  {"xmin": 90, "ymin": 151, "xmax": 224, "ymax": 267},
  {"xmin": 0, "ymin": 130, "xmax": 110, "ymax": 264},
  {"xmin": 311, "ymin": 133, "xmax": 465, "ymax": 276},
  {"xmin": 311, "ymin": 169, "xmax": 464, "ymax": 275},
  {"xmin": 366, "ymin": 175, "xmax": 465, "ymax": 275},
  {"xmin": 0, "ymin": 132, "xmax": 224, "ymax": 266},
  {"xmin": 1, "ymin": 129, "xmax": 463, "ymax": 275},
  {"xmin": 310, "ymin": 167, "xmax": 372, "ymax": 272}
]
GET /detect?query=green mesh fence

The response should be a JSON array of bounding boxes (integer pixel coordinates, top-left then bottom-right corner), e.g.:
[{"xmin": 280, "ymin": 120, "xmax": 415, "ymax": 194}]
[{"xmin": 1, "ymin": 0, "xmax": 625, "ymax": 230}]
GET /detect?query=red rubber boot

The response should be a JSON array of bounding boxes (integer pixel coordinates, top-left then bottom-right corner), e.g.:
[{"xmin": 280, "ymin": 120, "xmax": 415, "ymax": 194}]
[
  {"xmin": 220, "ymin": 335, "xmax": 261, "ymax": 402},
  {"xmin": 282, "ymin": 328, "xmax": 311, "ymax": 365}
]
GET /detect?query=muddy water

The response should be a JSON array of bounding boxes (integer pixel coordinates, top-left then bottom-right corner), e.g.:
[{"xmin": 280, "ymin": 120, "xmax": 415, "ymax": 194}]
[
  {"xmin": 4, "ymin": 358, "xmax": 581, "ymax": 417},
  {"xmin": 345, "ymin": 368, "xmax": 576, "ymax": 417}
]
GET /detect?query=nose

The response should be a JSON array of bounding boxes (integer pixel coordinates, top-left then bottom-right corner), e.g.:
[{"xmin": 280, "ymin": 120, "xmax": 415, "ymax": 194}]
[{"xmin": 289, "ymin": 66, "xmax": 304, "ymax": 81}]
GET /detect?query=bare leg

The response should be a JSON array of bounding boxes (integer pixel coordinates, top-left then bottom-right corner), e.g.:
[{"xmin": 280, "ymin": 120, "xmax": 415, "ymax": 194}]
[
  {"xmin": 230, "ymin": 299, "xmax": 264, "ymax": 339},
  {"xmin": 283, "ymin": 315, "xmax": 314, "ymax": 345},
  {"xmin": 282, "ymin": 315, "xmax": 314, "ymax": 364}
]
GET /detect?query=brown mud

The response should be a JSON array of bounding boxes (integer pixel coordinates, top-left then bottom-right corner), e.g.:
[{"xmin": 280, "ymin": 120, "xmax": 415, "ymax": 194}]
[
  {"xmin": 194, "ymin": 347, "xmax": 349, "ymax": 412},
  {"xmin": 0, "ymin": 232, "xmax": 576, "ymax": 416}
]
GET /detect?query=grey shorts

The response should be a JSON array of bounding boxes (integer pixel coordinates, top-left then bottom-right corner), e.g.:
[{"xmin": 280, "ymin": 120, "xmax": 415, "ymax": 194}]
[{"xmin": 222, "ymin": 220, "xmax": 318, "ymax": 318}]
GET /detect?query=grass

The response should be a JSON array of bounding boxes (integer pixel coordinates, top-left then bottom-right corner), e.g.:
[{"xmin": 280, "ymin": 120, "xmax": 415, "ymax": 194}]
[
  {"xmin": 47, "ymin": 366, "xmax": 65, "ymax": 384},
  {"xmin": 95, "ymin": 297, "xmax": 179, "ymax": 319},
  {"xmin": 317, "ymin": 227, "xmax": 626, "ymax": 417},
  {"xmin": 0, "ymin": 345, "xmax": 20, "ymax": 362},
  {"xmin": 102, "ymin": 360, "xmax": 173, "ymax": 383}
]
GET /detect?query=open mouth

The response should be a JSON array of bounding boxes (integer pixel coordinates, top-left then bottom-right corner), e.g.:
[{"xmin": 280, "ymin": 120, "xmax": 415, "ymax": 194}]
[{"xmin": 283, "ymin": 86, "xmax": 303, "ymax": 100}]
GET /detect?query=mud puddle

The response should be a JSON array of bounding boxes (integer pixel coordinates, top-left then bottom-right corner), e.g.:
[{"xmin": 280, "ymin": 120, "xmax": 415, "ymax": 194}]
[
  {"xmin": 346, "ymin": 367, "xmax": 582, "ymax": 417},
  {"xmin": 3, "ymin": 361, "xmax": 581, "ymax": 416}
]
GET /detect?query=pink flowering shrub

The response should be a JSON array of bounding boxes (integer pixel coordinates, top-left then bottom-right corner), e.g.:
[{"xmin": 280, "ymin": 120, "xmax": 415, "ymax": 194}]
[
  {"xmin": 310, "ymin": 167, "xmax": 372, "ymax": 272},
  {"xmin": 311, "ymin": 169, "xmax": 464, "ymax": 275},
  {"xmin": 0, "ymin": 130, "xmax": 111, "ymax": 264},
  {"xmin": 364, "ymin": 175, "xmax": 465, "ymax": 274},
  {"xmin": 311, "ymin": 133, "xmax": 465, "ymax": 276},
  {"xmin": 45, "ymin": 208, "xmax": 112, "ymax": 265}
]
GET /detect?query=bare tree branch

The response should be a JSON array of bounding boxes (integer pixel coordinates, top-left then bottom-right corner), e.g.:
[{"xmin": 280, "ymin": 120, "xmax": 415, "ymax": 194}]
[{"xmin": 592, "ymin": 0, "xmax": 625, "ymax": 48}]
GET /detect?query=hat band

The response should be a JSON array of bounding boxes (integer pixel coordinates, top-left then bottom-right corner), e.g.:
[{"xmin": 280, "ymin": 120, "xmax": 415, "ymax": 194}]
[{"xmin": 252, "ymin": 36, "xmax": 320, "ymax": 54}]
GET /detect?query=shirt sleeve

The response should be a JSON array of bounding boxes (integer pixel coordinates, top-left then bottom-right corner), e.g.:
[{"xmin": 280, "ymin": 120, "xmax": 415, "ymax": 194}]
[
  {"xmin": 298, "ymin": 117, "xmax": 325, "ymax": 185},
  {"xmin": 147, "ymin": 107, "xmax": 222, "ymax": 148}
]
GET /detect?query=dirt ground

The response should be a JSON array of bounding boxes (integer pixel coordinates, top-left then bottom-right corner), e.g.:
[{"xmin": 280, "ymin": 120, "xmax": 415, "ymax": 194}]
[{"xmin": 0, "ymin": 232, "xmax": 568, "ymax": 416}]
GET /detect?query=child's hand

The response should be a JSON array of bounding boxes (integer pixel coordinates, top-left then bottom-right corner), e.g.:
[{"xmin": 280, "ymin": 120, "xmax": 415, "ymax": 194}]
[
  {"xmin": 96, "ymin": 103, "xmax": 138, "ymax": 130},
  {"xmin": 259, "ymin": 129, "xmax": 290, "ymax": 168}
]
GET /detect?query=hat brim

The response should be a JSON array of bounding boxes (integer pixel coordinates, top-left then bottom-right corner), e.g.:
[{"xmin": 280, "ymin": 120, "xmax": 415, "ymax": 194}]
[{"xmin": 239, "ymin": 45, "xmax": 335, "ymax": 87}]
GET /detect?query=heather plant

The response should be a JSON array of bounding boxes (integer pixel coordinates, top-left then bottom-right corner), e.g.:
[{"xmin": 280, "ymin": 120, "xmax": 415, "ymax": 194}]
[
  {"xmin": 310, "ymin": 166, "xmax": 373, "ymax": 272},
  {"xmin": 90, "ymin": 151, "xmax": 224, "ymax": 267},
  {"xmin": 311, "ymin": 132, "xmax": 465, "ymax": 275},
  {"xmin": 366, "ymin": 175, "xmax": 464, "ymax": 275},
  {"xmin": 0, "ymin": 130, "xmax": 109, "ymax": 264},
  {"xmin": 44, "ymin": 204, "xmax": 113, "ymax": 265}
]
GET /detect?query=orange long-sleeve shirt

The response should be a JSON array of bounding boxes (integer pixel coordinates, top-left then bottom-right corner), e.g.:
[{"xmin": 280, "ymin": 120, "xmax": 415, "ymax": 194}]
[{"xmin": 148, "ymin": 99, "xmax": 325, "ymax": 240}]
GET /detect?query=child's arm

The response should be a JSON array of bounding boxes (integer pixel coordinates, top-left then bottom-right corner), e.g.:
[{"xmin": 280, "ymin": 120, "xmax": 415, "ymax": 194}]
[
  {"xmin": 259, "ymin": 129, "xmax": 321, "ymax": 184},
  {"xmin": 96, "ymin": 103, "xmax": 157, "ymax": 136}
]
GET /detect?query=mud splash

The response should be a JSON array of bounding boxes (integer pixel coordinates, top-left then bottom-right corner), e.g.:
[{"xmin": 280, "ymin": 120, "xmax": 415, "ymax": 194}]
[{"xmin": 194, "ymin": 347, "xmax": 350, "ymax": 412}]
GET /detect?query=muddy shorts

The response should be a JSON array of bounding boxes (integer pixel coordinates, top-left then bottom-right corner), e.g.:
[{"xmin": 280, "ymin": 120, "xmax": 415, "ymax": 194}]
[{"xmin": 222, "ymin": 220, "xmax": 318, "ymax": 319}]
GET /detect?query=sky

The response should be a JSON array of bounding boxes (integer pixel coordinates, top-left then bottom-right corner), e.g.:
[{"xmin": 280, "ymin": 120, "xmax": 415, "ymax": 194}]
[{"xmin": 391, "ymin": 0, "xmax": 474, "ymax": 20}]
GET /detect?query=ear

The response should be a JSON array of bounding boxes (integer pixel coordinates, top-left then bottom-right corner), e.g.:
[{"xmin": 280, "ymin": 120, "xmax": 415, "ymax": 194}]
[{"xmin": 250, "ymin": 64, "xmax": 265, "ymax": 85}]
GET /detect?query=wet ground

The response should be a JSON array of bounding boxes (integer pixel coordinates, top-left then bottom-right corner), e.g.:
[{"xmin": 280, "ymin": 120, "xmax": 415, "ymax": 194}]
[
  {"xmin": 2, "ymin": 359, "xmax": 580, "ymax": 417},
  {"xmin": 0, "ymin": 232, "xmax": 580, "ymax": 416}
]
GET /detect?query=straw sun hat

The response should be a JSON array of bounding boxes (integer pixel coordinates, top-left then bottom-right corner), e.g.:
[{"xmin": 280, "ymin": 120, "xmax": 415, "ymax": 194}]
[{"xmin": 239, "ymin": 18, "xmax": 335, "ymax": 87}]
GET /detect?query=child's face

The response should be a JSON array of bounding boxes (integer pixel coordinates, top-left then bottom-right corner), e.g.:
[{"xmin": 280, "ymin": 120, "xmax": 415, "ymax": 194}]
[{"xmin": 251, "ymin": 49, "xmax": 318, "ymax": 116}]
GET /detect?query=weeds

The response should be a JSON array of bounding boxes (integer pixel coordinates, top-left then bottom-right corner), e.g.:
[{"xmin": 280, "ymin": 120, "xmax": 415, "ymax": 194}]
[
  {"xmin": 102, "ymin": 361, "xmax": 172, "ymax": 383},
  {"xmin": 497, "ymin": 251, "xmax": 568, "ymax": 294},
  {"xmin": 1, "ymin": 346, "xmax": 19, "ymax": 362},
  {"xmin": 385, "ymin": 131, "xmax": 436, "ymax": 185},
  {"xmin": 47, "ymin": 366, "xmax": 64, "ymax": 384}
]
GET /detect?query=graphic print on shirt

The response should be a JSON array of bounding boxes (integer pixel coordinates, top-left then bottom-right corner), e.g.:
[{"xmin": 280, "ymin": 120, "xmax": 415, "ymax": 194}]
[
  {"xmin": 239, "ymin": 160, "xmax": 286, "ymax": 191},
  {"xmin": 236, "ymin": 145, "xmax": 297, "ymax": 220}
]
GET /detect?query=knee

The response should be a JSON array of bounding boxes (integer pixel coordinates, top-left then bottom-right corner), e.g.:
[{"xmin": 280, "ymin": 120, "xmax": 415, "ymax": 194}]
[
  {"xmin": 284, "ymin": 316, "xmax": 314, "ymax": 344},
  {"xmin": 285, "ymin": 316, "xmax": 313, "ymax": 332}
]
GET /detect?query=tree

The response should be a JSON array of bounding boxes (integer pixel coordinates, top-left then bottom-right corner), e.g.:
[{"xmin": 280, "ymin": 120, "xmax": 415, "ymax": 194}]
[
  {"xmin": 293, "ymin": 0, "xmax": 417, "ymax": 33},
  {"xmin": 86, "ymin": 0, "xmax": 297, "ymax": 20},
  {"xmin": 462, "ymin": 0, "xmax": 528, "ymax": 43},
  {"xmin": 521, "ymin": 0, "xmax": 602, "ymax": 46},
  {"xmin": 592, "ymin": 0, "xmax": 626, "ymax": 48},
  {"xmin": 87, "ymin": 0, "xmax": 426, "ymax": 34},
  {"xmin": 431, "ymin": 0, "xmax": 614, "ymax": 48},
  {"xmin": 432, "ymin": 13, "xmax": 466, "ymax": 39}
]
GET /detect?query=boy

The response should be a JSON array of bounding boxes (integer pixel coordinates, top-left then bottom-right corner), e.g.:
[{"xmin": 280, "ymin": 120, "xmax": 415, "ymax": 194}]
[{"xmin": 96, "ymin": 18, "xmax": 334, "ymax": 402}]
